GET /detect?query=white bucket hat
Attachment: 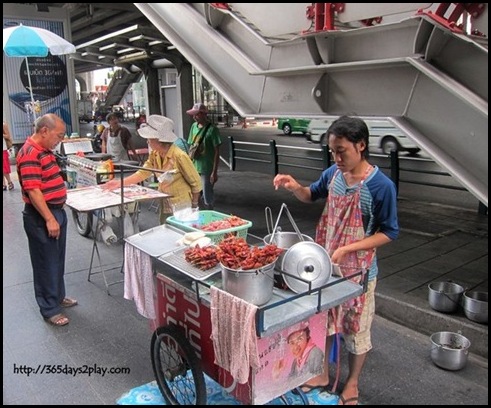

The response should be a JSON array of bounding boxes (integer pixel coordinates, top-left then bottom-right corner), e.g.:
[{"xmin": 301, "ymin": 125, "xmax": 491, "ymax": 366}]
[{"xmin": 137, "ymin": 115, "xmax": 178, "ymax": 143}]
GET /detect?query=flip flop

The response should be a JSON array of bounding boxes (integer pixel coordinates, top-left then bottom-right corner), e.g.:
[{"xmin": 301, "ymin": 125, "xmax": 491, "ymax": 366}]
[
  {"xmin": 45, "ymin": 313, "xmax": 69, "ymax": 326},
  {"xmin": 292, "ymin": 384, "xmax": 329, "ymax": 395},
  {"xmin": 60, "ymin": 297, "xmax": 78, "ymax": 308},
  {"xmin": 338, "ymin": 394, "xmax": 359, "ymax": 405}
]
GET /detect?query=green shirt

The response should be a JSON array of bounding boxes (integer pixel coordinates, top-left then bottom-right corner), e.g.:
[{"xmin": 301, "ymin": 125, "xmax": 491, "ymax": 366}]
[{"xmin": 187, "ymin": 122, "xmax": 221, "ymax": 174}]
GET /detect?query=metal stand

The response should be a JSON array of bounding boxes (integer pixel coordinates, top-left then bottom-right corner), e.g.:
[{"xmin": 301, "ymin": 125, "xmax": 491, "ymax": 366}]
[{"xmin": 87, "ymin": 209, "xmax": 125, "ymax": 295}]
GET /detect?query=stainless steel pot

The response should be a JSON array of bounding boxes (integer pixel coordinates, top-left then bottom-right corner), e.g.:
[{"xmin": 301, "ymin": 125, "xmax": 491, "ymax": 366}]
[
  {"xmin": 428, "ymin": 282, "xmax": 464, "ymax": 313},
  {"xmin": 430, "ymin": 331, "xmax": 471, "ymax": 371},
  {"xmin": 463, "ymin": 291, "xmax": 488, "ymax": 323},
  {"xmin": 263, "ymin": 232, "xmax": 313, "ymax": 268},
  {"xmin": 221, "ymin": 262, "xmax": 275, "ymax": 306}
]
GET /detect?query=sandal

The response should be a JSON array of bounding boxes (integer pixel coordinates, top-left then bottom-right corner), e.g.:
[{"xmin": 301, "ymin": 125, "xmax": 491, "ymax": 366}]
[
  {"xmin": 60, "ymin": 297, "xmax": 78, "ymax": 308},
  {"xmin": 45, "ymin": 313, "xmax": 69, "ymax": 326},
  {"xmin": 8, "ymin": 182, "xmax": 14, "ymax": 190},
  {"xmin": 338, "ymin": 393, "xmax": 359, "ymax": 405}
]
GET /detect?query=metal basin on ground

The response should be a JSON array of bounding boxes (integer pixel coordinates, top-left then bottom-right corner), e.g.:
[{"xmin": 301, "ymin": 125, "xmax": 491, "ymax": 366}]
[
  {"xmin": 428, "ymin": 281, "xmax": 464, "ymax": 313},
  {"xmin": 463, "ymin": 291, "xmax": 488, "ymax": 323},
  {"xmin": 430, "ymin": 331, "xmax": 471, "ymax": 371}
]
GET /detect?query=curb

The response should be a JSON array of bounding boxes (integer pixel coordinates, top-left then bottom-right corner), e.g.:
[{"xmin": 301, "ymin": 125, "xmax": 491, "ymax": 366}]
[{"xmin": 376, "ymin": 292, "xmax": 488, "ymax": 359}]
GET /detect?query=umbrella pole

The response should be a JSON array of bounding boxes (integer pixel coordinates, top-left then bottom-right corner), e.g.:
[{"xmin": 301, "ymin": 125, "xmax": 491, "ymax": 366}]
[{"xmin": 24, "ymin": 57, "xmax": 37, "ymax": 120}]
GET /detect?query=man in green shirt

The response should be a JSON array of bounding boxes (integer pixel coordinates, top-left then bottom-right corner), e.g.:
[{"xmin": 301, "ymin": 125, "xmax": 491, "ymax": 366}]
[{"xmin": 186, "ymin": 103, "xmax": 222, "ymax": 210}]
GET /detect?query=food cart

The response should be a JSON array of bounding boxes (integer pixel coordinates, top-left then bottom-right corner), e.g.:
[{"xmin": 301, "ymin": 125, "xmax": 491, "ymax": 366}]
[
  {"xmin": 57, "ymin": 137, "xmax": 140, "ymax": 237},
  {"xmin": 124, "ymin": 212, "xmax": 366, "ymax": 405}
]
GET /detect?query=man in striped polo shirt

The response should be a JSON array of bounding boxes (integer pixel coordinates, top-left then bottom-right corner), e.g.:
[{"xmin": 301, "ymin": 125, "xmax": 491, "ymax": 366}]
[{"xmin": 17, "ymin": 114, "xmax": 78, "ymax": 327}]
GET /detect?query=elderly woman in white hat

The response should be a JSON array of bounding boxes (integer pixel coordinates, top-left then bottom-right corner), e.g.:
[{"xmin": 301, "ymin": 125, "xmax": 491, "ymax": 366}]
[{"xmin": 102, "ymin": 115, "xmax": 202, "ymax": 224}]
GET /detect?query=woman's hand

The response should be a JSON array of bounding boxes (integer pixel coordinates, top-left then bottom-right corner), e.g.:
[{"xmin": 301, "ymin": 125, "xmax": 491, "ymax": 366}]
[
  {"xmin": 100, "ymin": 179, "xmax": 123, "ymax": 190},
  {"xmin": 331, "ymin": 246, "xmax": 349, "ymax": 265},
  {"xmin": 273, "ymin": 174, "xmax": 298, "ymax": 192}
]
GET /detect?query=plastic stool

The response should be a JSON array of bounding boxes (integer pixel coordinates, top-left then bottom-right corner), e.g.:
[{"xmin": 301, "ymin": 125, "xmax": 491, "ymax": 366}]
[{"xmin": 147, "ymin": 182, "xmax": 160, "ymax": 213}]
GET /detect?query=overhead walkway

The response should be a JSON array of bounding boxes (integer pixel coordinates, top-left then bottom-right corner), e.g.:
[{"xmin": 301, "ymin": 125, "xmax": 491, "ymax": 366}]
[
  {"xmin": 136, "ymin": 3, "xmax": 487, "ymax": 206},
  {"xmin": 102, "ymin": 69, "xmax": 142, "ymax": 109}
]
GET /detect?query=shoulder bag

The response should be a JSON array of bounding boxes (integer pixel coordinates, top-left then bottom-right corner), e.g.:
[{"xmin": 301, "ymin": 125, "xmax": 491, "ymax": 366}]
[{"xmin": 188, "ymin": 123, "xmax": 211, "ymax": 160}]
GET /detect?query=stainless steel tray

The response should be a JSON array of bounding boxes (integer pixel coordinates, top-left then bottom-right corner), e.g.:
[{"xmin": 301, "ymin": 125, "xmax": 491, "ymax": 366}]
[
  {"xmin": 124, "ymin": 224, "xmax": 184, "ymax": 257},
  {"xmin": 158, "ymin": 247, "xmax": 221, "ymax": 281}
]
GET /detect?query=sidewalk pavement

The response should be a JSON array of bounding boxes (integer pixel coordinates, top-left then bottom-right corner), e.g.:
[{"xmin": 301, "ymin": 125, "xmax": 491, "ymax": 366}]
[{"xmin": 3, "ymin": 164, "xmax": 487, "ymax": 405}]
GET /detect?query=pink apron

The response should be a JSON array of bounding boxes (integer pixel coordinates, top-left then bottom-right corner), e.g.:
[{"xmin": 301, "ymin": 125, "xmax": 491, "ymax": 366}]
[{"xmin": 315, "ymin": 167, "xmax": 374, "ymax": 335}]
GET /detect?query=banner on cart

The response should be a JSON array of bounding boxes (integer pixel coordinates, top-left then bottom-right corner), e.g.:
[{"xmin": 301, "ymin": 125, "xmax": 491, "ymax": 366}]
[{"xmin": 253, "ymin": 312, "xmax": 328, "ymax": 405}]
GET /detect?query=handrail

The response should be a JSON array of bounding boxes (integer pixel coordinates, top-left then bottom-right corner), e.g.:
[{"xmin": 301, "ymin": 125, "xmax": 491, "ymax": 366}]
[{"xmin": 227, "ymin": 137, "xmax": 487, "ymax": 215}]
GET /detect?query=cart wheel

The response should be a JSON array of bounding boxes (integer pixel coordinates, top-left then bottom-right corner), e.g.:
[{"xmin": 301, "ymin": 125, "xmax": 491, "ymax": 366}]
[
  {"xmin": 72, "ymin": 209, "xmax": 93, "ymax": 237},
  {"xmin": 151, "ymin": 324, "xmax": 207, "ymax": 405}
]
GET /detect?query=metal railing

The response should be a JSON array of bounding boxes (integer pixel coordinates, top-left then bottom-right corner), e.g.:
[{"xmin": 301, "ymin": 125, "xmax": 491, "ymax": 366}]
[{"xmin": 227, "ymin": 137, "xmax": 487, "ymax": 215}]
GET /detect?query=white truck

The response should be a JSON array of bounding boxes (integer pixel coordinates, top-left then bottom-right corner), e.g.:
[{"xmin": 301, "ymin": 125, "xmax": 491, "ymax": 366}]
[
  {"xmin": 307, "ymin": 118, "xmax": 421, "ymax": 156},
  {"xmin": 77, "ymin": 100, "xmax": 94, "ymax": 123}
]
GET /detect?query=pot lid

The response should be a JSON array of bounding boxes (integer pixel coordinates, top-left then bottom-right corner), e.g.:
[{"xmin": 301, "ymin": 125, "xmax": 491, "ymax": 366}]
[{"xmin": 280, "ymin": 242, "xmax": 332, "ymax": 293}]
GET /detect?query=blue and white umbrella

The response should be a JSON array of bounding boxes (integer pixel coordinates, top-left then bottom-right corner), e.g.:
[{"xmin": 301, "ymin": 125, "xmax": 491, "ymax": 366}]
[{"xmin": 3, "ymin": 24, "xmax": 76, "ymax": 116}]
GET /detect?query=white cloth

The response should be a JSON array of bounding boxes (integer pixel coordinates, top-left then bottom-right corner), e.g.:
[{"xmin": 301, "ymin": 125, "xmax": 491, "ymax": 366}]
[
  {"xmin": 210, "ymin": 286, "xmax": 260, "ymax": 384},
  {"xmin": 124, "ymin": 243, "xmax": 156, "ymax": 319},
  {"xmin": 107, "ymin": 129, "xmax": 128, "ymax": 162}
]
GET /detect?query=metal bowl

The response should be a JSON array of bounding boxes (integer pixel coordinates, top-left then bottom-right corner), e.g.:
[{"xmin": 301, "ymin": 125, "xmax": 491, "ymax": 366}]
[
  {"xmin": 428, "ymin": 282, "xmax": 464, "ymax": 313},
  {"xmin": 221, "ymin": 262, "xmax": 275, "ymax": 306},
  {"xmin": 463, "ymin": 291, "xmax": 488, "ymax": 324},
  {"xmin": 430, "ymin": 331, "xmax": 471, "ymax": 371}
]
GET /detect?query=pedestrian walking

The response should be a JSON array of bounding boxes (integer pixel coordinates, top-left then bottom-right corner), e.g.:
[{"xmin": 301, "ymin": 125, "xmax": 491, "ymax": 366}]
[{"xmin": 186, "ymin": 103, "xmax": 221, "ymax": 210}]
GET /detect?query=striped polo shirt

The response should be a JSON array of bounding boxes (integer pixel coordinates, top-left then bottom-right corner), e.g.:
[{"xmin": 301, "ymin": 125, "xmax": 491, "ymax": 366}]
[{"xmin": 17, "ymin": 137, "xmax": 67, "ymax": 205}]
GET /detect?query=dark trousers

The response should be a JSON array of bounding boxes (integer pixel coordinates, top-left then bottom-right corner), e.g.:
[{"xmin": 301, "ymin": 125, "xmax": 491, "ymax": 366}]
[{"xmin": 23, "ymin": 205, "xmax": 68, "ymax": 319}]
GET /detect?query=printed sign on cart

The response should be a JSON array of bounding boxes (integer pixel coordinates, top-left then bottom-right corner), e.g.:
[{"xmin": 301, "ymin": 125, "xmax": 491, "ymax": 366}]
[
  {"xmin": 253, "ymin": 312, "xmax": 328, "ymax": 404},
  {"xmin": 153, "ymin": 272, "xmax": 329, "ymax": 405}
]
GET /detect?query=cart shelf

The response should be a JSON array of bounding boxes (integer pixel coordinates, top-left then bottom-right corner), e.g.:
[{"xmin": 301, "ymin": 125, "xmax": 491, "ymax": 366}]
[{"xmin": 152, "ymin": 256, "xmax": 365, "ymax": 338}]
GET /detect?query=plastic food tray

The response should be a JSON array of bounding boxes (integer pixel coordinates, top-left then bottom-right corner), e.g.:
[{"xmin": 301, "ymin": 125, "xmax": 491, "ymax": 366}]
[{"xmin": 166, "ymin": 210, "xmax": 252, "ymax": 244}]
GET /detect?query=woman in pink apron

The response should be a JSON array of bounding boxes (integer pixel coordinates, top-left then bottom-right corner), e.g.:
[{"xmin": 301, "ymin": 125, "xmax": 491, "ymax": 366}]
[{"xmin": 273, "ymin": 115, "xmax": 399, "ymax": 405}]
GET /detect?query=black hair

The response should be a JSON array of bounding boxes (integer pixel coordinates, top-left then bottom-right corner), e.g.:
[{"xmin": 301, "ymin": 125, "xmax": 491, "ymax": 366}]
[
  {"xmin": 327, "ymin": 115, "xmax": 370, "ymax": 159},
  {"xmin": 305, "ymin": 327, "xmax": 311, "ymax": 342},
  {"xmin": 106, "ymin": 112, "xmax": 119, "ymax": 122}
]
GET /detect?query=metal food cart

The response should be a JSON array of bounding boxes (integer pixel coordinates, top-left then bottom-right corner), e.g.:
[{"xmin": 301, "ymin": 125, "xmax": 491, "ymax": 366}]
[{"xmin": 125, "ymin": 220, "xmax": 366, "ymax": 405}]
